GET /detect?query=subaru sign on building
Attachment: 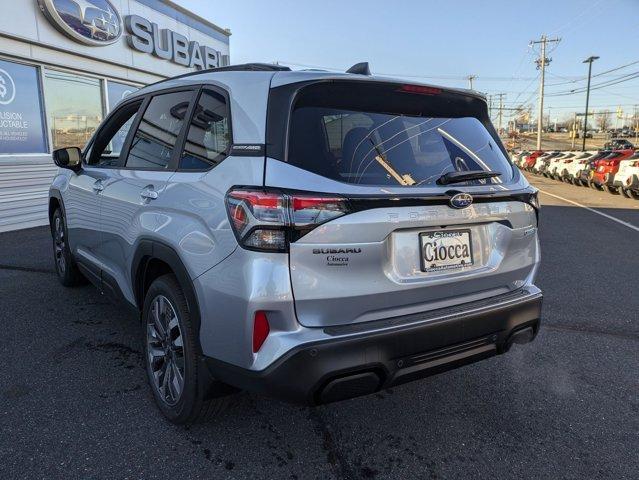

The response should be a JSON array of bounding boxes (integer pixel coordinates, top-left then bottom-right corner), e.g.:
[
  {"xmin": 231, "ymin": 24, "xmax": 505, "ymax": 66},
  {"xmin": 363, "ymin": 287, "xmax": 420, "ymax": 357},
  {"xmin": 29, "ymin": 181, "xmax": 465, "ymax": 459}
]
[{"xmin": 0, "ymin": 0, "xmax": 230, "ymax": 232}]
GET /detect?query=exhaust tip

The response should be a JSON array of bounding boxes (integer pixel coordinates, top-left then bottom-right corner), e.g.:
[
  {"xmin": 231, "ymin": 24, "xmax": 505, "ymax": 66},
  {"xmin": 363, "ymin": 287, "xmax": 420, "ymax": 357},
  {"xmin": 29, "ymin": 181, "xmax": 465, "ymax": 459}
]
[
  {"xmin": 508, "ymin": 326, "xmax": 535, "ymax": 346},
  {"xmin": 318, "ymin": 371, "xmax": 381, "ymax": 404}
]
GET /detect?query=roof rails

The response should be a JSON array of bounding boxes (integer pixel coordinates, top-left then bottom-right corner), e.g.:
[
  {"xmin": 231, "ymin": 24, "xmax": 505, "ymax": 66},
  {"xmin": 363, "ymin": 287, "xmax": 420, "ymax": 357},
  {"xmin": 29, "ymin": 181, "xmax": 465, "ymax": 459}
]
[
  {"xmin": 149, "ymin": 63, "xmax": 292, "ymax": 86},
  {"xmin": 208, "ymin": 63, "xmax": 291, "ymax": 72}
]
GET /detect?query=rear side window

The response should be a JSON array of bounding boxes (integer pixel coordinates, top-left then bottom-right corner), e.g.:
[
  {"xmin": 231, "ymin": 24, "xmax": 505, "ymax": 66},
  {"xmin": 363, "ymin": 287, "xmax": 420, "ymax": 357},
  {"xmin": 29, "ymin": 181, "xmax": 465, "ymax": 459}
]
[
  {"xmin": 286, "ymin": 82, "xmax": 513, "ymax": 187},
  {"xmin": 180, "ymin": 89, "xmax": 231, "ymax": 170},
  {"xmin": 126, "ymin": 91, "xmax": 193, "ymax": 170}
]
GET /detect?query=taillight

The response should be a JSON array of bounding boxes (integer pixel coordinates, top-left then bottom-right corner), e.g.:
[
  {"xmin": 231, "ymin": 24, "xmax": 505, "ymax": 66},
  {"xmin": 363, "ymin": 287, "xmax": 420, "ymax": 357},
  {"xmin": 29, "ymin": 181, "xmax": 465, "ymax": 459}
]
[
  {"xmin": 398, "ymin": 84, "xmax": 442, "ymax": 95},
  {"xmin": 252, "ymin": 311, "xmax": 270, "ymax": 353},
  {"xmin": 632, "ymin": 161, "xmax": 639, "ymax": 167},
  {"xmin": 226, "ymin": 188, "xmax": 349, "ymax": 252},
  {"xmin": 564, "ymin": 160, "xmax": 573, "ymax": 164}
]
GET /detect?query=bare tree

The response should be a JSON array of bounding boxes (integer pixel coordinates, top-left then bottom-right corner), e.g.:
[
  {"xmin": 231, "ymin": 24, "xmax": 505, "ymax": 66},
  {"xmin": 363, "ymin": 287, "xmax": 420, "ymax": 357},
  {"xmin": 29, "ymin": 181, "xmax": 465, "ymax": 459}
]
[{"xmin": 596, "ymin": 110, "xmax": 611, "ymax": 132}]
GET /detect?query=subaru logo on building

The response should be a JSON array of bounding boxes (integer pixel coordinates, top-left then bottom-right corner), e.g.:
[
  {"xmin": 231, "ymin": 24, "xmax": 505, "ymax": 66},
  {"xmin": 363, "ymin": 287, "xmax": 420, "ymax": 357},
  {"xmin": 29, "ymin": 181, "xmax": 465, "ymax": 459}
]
[
  {"xmin": 38, "ymin": 0, "xmax": 122, "ymax": 46},
  {"xmin": 449, "ymin": 192, "xmax": 473, "ymax": 209},
  {"xmin": 0, "ymin": 69, "xmax": 16, "ymax": 106}
]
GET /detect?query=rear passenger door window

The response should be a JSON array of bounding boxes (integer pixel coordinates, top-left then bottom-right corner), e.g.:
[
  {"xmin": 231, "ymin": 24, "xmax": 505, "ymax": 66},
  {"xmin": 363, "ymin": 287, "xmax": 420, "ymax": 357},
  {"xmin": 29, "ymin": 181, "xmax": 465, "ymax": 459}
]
[
  {"xmin": 126, "ymin": 91, "xmax": 194, "ymax": 170},
  {"xmin": 180, "ymin": 89, "xmax": 231, "ymax": 170}
]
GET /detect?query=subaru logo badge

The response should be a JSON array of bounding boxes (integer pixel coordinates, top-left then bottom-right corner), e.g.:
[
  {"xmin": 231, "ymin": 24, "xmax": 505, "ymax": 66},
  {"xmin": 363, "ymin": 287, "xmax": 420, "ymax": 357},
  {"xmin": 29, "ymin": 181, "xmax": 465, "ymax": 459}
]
[
  {"xmin": 449, "ymin": 192, "xmax": 473, "ymax": 209},
  {"xmin": 38, "ymin": 0, "xmax": 123, "ymax": 46}
]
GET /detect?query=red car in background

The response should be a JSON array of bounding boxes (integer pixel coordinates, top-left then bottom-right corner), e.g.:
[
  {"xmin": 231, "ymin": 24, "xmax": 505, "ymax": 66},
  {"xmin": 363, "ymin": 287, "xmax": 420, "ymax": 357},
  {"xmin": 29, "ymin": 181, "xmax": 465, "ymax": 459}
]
[
  {"xmin": 524, "ymin": 150, "xmax": 544, "ymax": 171},
  {"xmin": 590, "ymin": 149, "xmax": 636, "ymax": 193}
]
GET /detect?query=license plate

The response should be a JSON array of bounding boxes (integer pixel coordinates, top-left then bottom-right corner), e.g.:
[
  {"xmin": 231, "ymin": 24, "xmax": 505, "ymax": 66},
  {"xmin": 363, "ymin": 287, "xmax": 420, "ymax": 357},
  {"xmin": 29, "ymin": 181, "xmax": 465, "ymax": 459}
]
[{"xmin": 420, "ymin": 229, "xmax": 474, "ymax": 272}]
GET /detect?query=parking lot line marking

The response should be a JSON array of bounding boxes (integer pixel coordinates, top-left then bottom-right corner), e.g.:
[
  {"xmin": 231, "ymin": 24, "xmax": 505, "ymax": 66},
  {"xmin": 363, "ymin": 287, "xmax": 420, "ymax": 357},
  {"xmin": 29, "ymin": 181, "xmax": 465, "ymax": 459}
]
[{"xmin": 539, "ymin": 189, "xmax": 639, "ymax": 233}]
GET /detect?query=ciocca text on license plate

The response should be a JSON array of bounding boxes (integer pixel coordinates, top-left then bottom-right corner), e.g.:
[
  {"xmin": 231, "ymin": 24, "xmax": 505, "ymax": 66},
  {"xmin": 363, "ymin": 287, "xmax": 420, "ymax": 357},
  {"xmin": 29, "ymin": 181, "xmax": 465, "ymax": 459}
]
[{"xmin": 420, "ymin": 229, "xmax": 474, "ymax": 272}]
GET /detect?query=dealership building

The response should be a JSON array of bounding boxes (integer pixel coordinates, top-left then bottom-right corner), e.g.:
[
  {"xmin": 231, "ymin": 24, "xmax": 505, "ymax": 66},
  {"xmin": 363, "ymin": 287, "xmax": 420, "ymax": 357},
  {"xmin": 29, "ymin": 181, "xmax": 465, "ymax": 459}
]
[{"xmin": 0, "ymin": 0, "xmax": 230, "ymax": 232}]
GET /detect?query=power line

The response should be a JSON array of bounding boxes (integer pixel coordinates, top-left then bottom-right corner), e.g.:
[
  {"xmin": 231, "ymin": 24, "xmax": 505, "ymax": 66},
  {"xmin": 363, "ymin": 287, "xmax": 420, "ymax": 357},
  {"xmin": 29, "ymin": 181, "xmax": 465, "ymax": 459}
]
[
  {"xmin": 547, "ymin": 70, "xmax": 639, "ymax": 97},
  {"xmin": 275, "ymin": 60, "xmax": 583, "ymax": 82},
  {"xmin": 549, "ymin": 0, "xmax": 608, "ymax": 35},
  {"xmin": 546, "ymin": 59, "xmax": 639, "ymax": 86}
]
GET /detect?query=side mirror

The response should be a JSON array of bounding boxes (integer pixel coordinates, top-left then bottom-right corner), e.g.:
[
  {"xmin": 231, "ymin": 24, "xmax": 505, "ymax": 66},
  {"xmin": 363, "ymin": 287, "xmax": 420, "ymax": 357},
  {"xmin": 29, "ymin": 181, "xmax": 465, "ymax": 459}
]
[{"xmin": 53, "ymin": 147, "xmax": 82, "ymax": 171}]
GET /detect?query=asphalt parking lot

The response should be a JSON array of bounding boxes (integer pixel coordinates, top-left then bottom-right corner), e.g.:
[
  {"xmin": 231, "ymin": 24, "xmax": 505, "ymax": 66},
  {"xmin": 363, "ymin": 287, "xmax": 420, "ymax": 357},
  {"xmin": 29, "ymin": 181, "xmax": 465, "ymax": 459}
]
[{"xmin": 1, "ymin": 176, "xmax": 638, "ymax": 480}]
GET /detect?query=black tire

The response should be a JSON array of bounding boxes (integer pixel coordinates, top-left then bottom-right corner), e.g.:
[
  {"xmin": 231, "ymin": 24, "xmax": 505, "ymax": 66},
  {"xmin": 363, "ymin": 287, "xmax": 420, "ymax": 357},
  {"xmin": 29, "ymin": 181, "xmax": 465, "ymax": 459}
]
[
  {"xmin": 142, "ymin": 274, "xmax": 228, "ymax": 424},
  {"xmin": 620, "ymin": 187, "xmax": 632, "ymax": 198},
  {"xmin": 603, "ymin": 185, "xmax": 619, "ymax": 195},
  {"xmin": 629, "ymin": 190, "xmax": 639, "ymax": 200},
  {"xmin": 51, "ymin": 208, "xmax": 85, "ymax": 287}
]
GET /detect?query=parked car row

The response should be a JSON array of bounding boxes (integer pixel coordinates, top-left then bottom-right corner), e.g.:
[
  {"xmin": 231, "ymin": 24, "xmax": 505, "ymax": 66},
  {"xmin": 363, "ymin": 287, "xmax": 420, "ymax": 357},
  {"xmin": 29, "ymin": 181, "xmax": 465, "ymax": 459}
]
[{"xmin": 512, "ymin": 149, "xmax": 639, "ymax": 199}]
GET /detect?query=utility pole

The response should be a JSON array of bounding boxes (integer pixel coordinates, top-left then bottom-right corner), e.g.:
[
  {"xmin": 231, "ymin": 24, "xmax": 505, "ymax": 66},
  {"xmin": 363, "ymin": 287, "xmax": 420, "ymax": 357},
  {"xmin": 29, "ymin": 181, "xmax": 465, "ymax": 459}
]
[
  {"xmin": 492, "ymin": 93, "xmax": 506, "ymax": 135},
  {"xmin": 487, "ymin": 94, "xmax": 493, "ymax": 120},
  {"xmin": 634, "ymin": 105, "xmax": 638, "ymax": 144},
  {"xmin": 467, "ymin": 75, "xmax": 477, "ymax": 90},
  {"xmin": 582, "ymin": 55, "xmax": 599, "ymax": 151},
  {"xmin": 530, "ymin": 35, "xmax": 561, "ymax": 150},
  {"xmin": 571, "ymin": 112, "xmax": 578, "ymax": 149}
]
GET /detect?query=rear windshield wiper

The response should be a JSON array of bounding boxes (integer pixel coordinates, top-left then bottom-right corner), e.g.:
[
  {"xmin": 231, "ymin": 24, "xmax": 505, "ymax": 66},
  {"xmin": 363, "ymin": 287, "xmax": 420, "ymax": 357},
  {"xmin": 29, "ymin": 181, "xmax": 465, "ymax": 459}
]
[{"xmin": 436, "ymin": 170, "xmax": 502, "ymax": 185}]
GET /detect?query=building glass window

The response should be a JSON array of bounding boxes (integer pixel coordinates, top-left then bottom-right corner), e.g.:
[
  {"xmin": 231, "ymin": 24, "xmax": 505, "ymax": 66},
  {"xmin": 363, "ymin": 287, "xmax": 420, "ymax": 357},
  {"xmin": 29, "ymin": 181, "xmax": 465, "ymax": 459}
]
[
  {"xmin": 107, "ymin": 81, "xmax": 138, "ymax": 112},
  {"xmin": 44, "ymin": 70, "xmax": 103, "ymax": 150},
  {"xmin": 0, "ymin": 59, "xmax": 47, "ymax": 154},
  {"xmin": 180, "ymin": 89, "xmax": 231, "ymax": 170},
  {"xmin": 126, "ymin": 91, "xmax": 193, "ymax": 170}
]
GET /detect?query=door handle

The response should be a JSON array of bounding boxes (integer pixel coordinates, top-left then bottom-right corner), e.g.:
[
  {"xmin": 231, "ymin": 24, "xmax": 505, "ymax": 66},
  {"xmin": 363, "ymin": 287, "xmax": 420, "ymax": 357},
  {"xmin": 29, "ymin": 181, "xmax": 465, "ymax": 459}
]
[
  {"xmin": 93, "ymin": 180, "xmax": 104, "ymax": 192},
  {"xmin": 140, "ymin": 187, "xmax": 158, "ymax": 200}
]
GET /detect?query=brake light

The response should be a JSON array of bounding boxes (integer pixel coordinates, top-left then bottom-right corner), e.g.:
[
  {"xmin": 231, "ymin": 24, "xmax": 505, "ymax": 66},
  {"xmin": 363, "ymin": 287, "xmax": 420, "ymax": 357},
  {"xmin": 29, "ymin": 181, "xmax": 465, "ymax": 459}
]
[
  {"xmin": 398, "ymin": 84, "xmax": 442, "ymax": 95},
  {"xmin": 632, "ymin": 161, "xmax": 639, "ymax": 167},
  {"xmin": 226, "ymin": 189, "xmax": 350, "ymax": 252},
  {"xmin": 252, "ymin": 311, "xmax": 270, "ymax": 353}
]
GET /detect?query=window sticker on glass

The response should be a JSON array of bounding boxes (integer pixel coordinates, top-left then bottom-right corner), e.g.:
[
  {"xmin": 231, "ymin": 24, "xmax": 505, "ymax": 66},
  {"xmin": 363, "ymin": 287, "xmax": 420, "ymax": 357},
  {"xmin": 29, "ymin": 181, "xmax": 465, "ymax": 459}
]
[{"xmin": 0, "ymin": 59, "xmax": 48, "ymax": 154}]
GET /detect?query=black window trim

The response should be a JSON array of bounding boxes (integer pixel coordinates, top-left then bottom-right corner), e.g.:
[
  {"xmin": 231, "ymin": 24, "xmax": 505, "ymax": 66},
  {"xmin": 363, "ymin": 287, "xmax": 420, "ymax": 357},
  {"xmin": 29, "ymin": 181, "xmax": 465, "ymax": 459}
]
[
  {"xmin": 82, "ymin": 93, "xmax": 146, "ymax": 169},
  {"xmin": 123, "ymin": 86, "xmax": 199, "ymax": 172},
  {"xmin": 82, "ymin": 83, "xmax": 233, "ymax": 173},
  {"xmin": 175, "ymin": 85, "xmax": 234, "ymax": 173},
  {"xmin": 84, "ymin": 98, "xmax": 145, "ymax": 168}
]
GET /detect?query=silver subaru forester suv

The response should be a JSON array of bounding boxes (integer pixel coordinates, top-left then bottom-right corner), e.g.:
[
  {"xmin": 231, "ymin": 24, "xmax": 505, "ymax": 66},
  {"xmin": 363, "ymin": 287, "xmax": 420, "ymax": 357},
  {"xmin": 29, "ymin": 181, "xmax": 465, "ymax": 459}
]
[{"xmin": 49, "ymin": 63, "xmax": 542, "ymax": 423}]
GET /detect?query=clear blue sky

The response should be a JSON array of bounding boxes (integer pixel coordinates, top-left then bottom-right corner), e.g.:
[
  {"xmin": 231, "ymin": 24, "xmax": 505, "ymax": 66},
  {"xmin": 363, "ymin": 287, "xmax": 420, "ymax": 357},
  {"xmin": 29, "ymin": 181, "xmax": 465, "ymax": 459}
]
[{"xmin": 176, "ymin": 0, "xmax": 639, "ymax": 125}]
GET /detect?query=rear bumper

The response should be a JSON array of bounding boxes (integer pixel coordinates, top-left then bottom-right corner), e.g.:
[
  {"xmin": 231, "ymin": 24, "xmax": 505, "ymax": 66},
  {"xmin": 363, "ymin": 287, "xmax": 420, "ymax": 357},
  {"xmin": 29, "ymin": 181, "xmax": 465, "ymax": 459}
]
[{"xmin": 205, "ymin": 287, "xmax": 543, "ymax": 405}]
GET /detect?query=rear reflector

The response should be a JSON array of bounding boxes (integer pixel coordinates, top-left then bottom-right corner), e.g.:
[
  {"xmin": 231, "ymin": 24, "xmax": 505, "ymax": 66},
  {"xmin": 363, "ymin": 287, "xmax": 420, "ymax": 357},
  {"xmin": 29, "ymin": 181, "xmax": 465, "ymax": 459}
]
[{"xmin": 253, "ymin": 311, "xmax": 270, "ymax": 353}]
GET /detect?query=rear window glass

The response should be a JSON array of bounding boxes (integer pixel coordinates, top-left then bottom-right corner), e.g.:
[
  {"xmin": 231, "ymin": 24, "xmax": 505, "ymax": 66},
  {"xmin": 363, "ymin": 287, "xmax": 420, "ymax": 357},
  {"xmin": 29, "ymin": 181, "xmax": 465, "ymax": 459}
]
[{"xmin": 288, "ymin": 98, "xmax": 512, "ymax": 187}]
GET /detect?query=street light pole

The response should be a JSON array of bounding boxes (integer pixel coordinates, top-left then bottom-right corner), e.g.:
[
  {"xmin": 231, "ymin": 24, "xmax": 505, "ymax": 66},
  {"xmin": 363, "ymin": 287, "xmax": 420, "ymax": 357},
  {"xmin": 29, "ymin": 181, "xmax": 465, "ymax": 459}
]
[{"xmin": 582, "ymin": 55, "xmax": 599, "ymax": 151}]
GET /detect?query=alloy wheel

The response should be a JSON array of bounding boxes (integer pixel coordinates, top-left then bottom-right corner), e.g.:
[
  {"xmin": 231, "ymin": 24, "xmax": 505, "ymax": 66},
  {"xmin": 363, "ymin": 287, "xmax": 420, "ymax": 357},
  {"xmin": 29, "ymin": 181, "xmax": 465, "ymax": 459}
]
[
  {"xmin": 146, "ymin": 295, "xmax": 185, "ymax": 406},
  {"xmin": 54, "ymin": 216, "xmax": 66, "ymax": 274}
]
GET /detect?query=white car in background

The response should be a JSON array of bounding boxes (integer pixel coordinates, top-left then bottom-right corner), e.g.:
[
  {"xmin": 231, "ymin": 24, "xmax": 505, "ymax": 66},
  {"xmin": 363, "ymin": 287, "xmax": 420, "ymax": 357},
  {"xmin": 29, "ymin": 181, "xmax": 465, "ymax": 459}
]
[
  {"xmin": 561, "ymin": 151, "xmax": 598, "ymax": 184},
  {"xmin": 615, "ymin": 151, "xmax": 639, "ymax": 199},
  {"xmin": 548, "ymin": 152, "xmax": 576, "ymax": 180}
]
